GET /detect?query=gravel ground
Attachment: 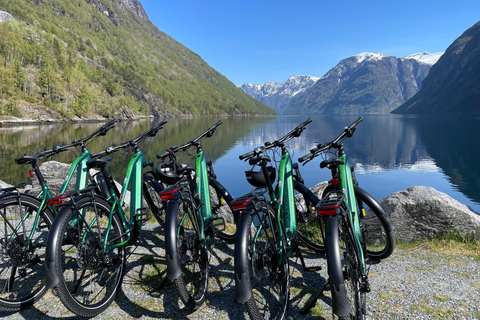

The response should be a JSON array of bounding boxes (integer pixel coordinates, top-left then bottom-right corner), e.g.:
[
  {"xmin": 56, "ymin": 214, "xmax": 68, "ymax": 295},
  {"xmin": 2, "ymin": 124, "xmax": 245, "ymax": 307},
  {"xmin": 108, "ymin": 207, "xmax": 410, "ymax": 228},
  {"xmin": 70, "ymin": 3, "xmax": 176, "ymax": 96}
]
[{"xmin": 1, "ymin": 224, "xmax": 479, "ymax": 320}]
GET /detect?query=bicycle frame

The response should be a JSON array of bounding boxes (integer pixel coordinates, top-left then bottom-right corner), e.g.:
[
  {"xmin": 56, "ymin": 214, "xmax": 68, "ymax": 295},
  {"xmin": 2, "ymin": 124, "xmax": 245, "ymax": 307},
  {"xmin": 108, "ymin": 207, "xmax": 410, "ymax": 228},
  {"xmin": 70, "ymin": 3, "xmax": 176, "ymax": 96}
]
[
  {"xmin": 195, "ymin": 147, "xmax": 213, "ymax": 242},
  {"xmin": 338, "ymin": 154, "xmax": 367, "ymax": 276},
  {"xmin": 105, "ymin": 151, "xmax": 146, "ymax": 250},
  {"xmin": 271, "ymin": 149, "xmax": 296, "ymax": 262}
]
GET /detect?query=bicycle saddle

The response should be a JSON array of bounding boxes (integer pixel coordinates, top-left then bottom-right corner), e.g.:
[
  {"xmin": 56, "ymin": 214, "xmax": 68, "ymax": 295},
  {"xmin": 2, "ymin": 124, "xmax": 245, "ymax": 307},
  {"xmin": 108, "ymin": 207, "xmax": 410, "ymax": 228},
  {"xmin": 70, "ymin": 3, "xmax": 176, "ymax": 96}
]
[
  {"xmin": 87, "ymin": 158, "xmax": 112, "ymax": 169},
  {"xmin": 320, "ymin": 158, "xmax": 345, "ymax": 169}
]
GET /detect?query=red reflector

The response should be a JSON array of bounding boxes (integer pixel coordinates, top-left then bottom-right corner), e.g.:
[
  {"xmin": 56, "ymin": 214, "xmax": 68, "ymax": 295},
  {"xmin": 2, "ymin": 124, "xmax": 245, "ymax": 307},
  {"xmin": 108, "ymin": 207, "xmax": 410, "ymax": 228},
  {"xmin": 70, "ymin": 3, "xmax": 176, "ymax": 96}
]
[
  {"xmin": 28, "ymin": 171, "xmax": 34, "ymax": 178},
  {"xmin": 317, "ymin": 209, "xmax": 337, "ymax": 216},
  {"xmin": 331, "ymin": 179, "xmax": 339, "ymax": 186},
  {"xmin": 159, "ymin": 190, "xmax": 178, "ymax": 200},
  {"xmin": 316, "ymin": 204, "xmax": 340, "ymax": 216},
  {"xmin": 231, "ymin": 204, "xmax": 247, "ymax": 211},
  {"xmin": 230, "ymin": 199, "xmax": 251, "ymax": 211},
  {"xmin": 48, "ymin": 195, "xmax": 69, "ymax": 207}
]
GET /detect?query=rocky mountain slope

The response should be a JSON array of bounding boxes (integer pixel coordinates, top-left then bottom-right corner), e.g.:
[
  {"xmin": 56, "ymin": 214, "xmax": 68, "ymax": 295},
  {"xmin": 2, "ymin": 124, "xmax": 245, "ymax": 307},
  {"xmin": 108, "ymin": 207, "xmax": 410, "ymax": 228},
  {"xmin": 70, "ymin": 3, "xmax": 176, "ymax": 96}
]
[
  {"xmin": 0, "ymin": 1, "xmax": 274, "ymax": 119},
  {"xmin": 392, "ymin": 21, "xmax": 480, "ymax": 114},
  {"xmin": 240, "ymin": 75, "xmax": 319, "ymax": 114},
  {"xmin": 283, "ymin": 52, "xmax": 442, "ymax": 114}
]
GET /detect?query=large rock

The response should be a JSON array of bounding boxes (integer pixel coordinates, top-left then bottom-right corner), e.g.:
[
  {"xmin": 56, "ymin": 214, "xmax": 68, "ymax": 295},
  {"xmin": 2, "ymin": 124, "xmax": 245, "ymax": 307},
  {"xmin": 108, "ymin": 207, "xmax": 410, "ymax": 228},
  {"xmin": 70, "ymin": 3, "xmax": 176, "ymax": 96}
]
[
  {"xmin": 380, "ymin": 186, "xmax": 480, "ymax": 241},
  {"xmin": 0, "ymin": 10, "xmax": 14, "ymax": 23}
]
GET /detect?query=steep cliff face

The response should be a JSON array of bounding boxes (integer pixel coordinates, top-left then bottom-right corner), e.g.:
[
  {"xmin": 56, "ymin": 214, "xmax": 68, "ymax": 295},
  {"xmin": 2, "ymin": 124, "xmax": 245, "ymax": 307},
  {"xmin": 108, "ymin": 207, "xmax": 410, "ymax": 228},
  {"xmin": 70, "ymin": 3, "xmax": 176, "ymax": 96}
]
[
  {"xmin": 0, "ymin": 0, "xmax": 273, "ymax": 119},
  {"xmin": 284, "ymin": 52, "xmax": 441, "ymax": 114},
  {"xmin": 393, "ymin": 21, "xmax": 480, "ymax": 114}
]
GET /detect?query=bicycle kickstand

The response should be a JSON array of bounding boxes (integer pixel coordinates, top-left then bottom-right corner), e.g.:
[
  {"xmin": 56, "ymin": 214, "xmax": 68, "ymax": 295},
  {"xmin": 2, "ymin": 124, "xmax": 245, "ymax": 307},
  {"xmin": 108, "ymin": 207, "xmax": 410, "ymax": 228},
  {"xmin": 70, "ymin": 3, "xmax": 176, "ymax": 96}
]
[{"xmin": 300, "ymin": 278, "xmax": 330, "ymax": 314}]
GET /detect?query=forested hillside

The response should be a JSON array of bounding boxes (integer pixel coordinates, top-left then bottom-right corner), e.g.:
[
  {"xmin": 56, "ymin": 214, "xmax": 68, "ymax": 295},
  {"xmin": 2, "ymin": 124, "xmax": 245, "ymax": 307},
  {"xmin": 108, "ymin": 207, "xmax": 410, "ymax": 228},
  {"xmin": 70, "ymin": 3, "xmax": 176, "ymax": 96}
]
[{"xmin": 0, "ymin": 0, "xmax": 274, "ymax": 119}]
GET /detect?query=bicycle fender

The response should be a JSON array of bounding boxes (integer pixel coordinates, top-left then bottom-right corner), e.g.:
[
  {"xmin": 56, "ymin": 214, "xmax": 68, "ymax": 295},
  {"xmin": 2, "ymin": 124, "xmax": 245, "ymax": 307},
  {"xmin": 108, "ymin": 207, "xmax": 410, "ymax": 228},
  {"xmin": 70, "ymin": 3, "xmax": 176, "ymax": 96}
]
[
  {"xmin": 165, "ymin": 198, "xmax": 182, "ymax": 280},
  {"xmin": 233, "ymin": 209, "xmax": 254, "ymax": 304},
  {"xmin": 354, "ymin": 185, "xmax": 395, "ymax": 232},
  {"xmin": 324, "ymin": 215, "xmax": 351, "ymax": 317},
  {"xmin": 44, "ymin": 206, "xmax": 72, "ymax": 290}
]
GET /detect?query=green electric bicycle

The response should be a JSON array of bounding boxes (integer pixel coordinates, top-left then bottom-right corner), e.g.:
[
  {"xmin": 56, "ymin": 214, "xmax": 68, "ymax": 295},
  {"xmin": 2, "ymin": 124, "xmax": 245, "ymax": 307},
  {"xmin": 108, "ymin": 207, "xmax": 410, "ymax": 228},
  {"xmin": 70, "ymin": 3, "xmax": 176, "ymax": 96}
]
[
  {"xmin": 0, "ymin": 119, "xmax": 117, "ymax": 311},
  {"xmin": 44, "ymin": 120, "xmax": 167, "ymax": 317},
  {"xmin": 299, "ymin": 117, "xmax": 382, "ymax": 319},
  {"xmin": 232, "ymin": 118, "xmax": 324, "ymax": 320},
  {"xmin": 158, "ymin": 120, "xmax": 238, "ymax": 310}
]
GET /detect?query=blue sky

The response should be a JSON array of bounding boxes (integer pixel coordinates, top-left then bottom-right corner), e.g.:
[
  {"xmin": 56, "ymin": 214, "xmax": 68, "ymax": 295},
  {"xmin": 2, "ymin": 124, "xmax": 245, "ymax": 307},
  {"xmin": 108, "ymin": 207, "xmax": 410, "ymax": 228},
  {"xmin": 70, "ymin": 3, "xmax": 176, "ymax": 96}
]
[{"xmin": 140, "ymin": 0, "xmax": 480, "ymax": 86}]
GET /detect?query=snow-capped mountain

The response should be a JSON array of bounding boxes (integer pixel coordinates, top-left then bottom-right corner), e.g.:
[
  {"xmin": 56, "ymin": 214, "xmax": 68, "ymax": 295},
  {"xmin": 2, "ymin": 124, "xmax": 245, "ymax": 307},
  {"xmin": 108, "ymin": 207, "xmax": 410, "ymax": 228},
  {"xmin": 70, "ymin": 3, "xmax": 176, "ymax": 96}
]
[
  {"xmin": 240, "ymin": 75, "xmax": 319, "ymax": 114},
  {"xmin": 284, "ymin": 52, "xmax": 443, "ymax": 114}
]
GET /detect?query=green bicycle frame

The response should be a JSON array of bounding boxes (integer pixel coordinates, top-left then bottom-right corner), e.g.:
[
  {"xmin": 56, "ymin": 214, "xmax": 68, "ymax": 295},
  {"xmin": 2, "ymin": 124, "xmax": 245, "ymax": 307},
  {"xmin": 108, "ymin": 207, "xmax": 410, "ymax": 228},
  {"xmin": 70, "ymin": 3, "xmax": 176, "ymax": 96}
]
[
  {"xmin": 16, "ymin": 150, "xmax": 92, "ymax": 249},
  {"xmin": 275, "ymin": 151, "xmax": 297, "ymax": 255},
  {"xmin": 195, "ymin": 149, "xmax": 213, "ymax": 242},
  {"xmin": 338, "ymin": 154, "xmax": 366, "ymax": 276},
  {"xmin": 105, "ymin": 151, "xmax": 146, "ymax": 250}
]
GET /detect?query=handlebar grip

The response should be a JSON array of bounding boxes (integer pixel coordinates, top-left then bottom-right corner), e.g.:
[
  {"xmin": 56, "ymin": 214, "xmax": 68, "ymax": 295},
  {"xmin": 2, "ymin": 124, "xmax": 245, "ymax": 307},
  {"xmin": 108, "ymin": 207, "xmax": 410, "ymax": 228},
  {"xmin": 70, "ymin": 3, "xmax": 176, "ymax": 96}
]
[
  {"xmin": 239, "ymin": 150, "xmax": 254, "ymax": 160},
  {"xmin": 157, "ymin": 150, "xmax": 170, "ymax": 160},
  {"xmin": 298, "ymin": 152, "xmax": 313, "ymax": 163},
  {"xmin": 347, "ymin": 117, "xmax": 363, "ymax": 130}
]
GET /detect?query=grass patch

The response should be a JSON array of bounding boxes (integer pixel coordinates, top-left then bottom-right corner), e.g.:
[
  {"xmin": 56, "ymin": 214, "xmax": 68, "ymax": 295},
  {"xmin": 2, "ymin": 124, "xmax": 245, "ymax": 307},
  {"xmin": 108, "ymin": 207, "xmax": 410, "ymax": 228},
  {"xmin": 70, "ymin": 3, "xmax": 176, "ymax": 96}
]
[
  {"xmin": 433, "ymin": 294, "xmax": 448, "ymax": 302},
  {"xmin": 379, "ymin": 292, "xmax": 394, "ymax": 300},
  {"xmin": 410, "ymin": 304, "xmax": 453, "ymax": 319},
  {"xmin": 396, "ymin": 232, "xmax": 480, "ymax": 259}
]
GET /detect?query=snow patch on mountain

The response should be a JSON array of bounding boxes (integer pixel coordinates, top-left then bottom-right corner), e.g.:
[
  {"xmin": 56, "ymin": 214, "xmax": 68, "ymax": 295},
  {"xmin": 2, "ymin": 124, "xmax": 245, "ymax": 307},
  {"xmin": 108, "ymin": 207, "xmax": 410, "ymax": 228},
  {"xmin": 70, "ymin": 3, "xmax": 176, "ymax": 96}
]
[
  {"xmin": 354, "ymin": 52, "xmax": 389, "ymax": 64},
  {"xmin": 401, "ymin": 52, "xmax": 443, "ymax": 65}
]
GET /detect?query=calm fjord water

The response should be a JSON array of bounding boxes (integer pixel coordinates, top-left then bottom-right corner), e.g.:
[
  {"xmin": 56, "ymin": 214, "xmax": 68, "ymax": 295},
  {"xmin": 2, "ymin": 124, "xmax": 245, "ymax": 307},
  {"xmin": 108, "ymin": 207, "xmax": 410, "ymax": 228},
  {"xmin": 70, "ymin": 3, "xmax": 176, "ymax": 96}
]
[{"xmin": 1, "ymin": 114, "xmax": 479, "ymax": 213}]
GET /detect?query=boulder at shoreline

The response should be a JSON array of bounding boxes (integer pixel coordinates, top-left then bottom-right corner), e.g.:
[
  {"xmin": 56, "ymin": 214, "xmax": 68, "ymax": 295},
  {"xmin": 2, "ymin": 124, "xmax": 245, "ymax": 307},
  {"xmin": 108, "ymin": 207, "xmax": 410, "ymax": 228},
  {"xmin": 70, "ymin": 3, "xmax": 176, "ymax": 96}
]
[{"xmin": 380, "ymin": 186, "xmax": 480, "ymax": 241}]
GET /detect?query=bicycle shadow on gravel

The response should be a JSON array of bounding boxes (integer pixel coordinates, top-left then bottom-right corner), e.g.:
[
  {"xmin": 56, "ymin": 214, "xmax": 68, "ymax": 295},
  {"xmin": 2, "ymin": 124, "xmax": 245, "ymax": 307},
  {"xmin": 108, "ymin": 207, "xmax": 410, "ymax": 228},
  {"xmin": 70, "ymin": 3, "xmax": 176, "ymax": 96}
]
[{"xmin": 287, "ymin": 248, "xmax": 331, "ymax": 320}]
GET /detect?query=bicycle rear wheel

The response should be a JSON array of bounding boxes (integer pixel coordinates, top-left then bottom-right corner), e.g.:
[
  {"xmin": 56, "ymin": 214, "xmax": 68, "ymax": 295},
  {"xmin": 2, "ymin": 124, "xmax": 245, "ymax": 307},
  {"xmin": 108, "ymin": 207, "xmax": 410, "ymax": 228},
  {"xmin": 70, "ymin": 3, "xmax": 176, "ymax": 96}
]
[
  {"xmin": 237, "ymin": 203, "xmax": 290, "ymax": 320},
  {"xmin": 51, "ymin": 196, "xmax": 126, "ymax": 317},
  {"xmin": 166, "ymin": 196, "xmax": 209, "ymax": 310},
  {"xmin": 0, "ymin": 195, "xmax": 53, "ymax": 311},
  {"xmin": 339, "ymin": 213, "xmax": 366, "ymax": 320}
]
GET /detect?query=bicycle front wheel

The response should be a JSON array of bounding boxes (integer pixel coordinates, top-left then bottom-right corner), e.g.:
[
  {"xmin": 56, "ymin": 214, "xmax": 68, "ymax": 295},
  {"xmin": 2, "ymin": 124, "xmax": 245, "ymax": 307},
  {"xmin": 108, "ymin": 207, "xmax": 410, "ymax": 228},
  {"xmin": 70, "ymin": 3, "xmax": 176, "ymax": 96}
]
[
  {"xmin": 0, "ymin": 195, "xmax": 53, "ymax": 311},
  {"xmin": 51, "ymin": 196, "xmax": 126, "ymax": 317},
  {"xmin": 355, "ymin": 187, "xmax": 395, "ymax": 259},
  {"xmin": 294, "ymin": 181, "xmax": 325, "ymax": 252},
  {"xmin": 236, "ymin": 202, "xmax": 290, "ymax": 320},
  {"xmin": 209, "ymin": 180, "xmax": 236, "ymax": 243},
  {"xmin": 166, "ymin": 196, "xmax": 209, "ymax": 310}
]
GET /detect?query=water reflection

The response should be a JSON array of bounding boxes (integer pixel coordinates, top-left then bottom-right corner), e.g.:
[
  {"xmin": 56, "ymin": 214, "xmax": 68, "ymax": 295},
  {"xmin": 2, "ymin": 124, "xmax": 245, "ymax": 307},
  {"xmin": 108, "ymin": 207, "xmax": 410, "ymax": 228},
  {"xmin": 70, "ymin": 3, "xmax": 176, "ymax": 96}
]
[{"xmin": 0, "ymin": 114, "xmax": 478, "ymax": 212}]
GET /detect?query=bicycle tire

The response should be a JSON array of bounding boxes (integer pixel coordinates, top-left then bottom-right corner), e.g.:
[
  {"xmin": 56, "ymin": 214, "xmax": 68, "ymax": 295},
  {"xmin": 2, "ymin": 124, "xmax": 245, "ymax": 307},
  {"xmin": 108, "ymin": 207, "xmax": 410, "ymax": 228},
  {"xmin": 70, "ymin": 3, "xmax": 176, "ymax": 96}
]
[
  {"xmin": 354, "ymin": 187, "xmax": 395, "ymax": 260},
  {"xmin": 143, "ymin": 172, "xmax": 166, "ymax": 229},
  {"xmin": 235, "ymin": 202, "xmax": 290, "ymax": 320},
  {"xmin": 209, "ymin": 179, "xmax": 236, "ymax": 243},
  {"xmin": 0, "ymin": 195, "xmax": 54, "ymax": 311},
  {"xmin": 338, "ymin": 211, "xmax": 367, "ymax": 320},
  {"xmin": 297, "ymin": 183, "xmax": 395, "ymax": 259},
  {"xmin": 165, "ymin": 196, "xmax": 209, "ymax": 310},
  {"xmin": 51, "ymin": 196, "xmax": 126, "ymax": 317},
  {"xmin": 294, "ymin": 181, "xmax": 325, "ymax": 252}
]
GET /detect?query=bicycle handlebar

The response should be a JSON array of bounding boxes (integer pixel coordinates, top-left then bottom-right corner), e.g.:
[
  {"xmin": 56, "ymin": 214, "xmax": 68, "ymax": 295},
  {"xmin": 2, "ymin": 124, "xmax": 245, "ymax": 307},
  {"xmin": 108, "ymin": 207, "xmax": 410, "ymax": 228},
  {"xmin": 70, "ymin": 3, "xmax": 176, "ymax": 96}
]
[
  {"xmin": 92, "ymin": 119, "xmax": 167, "ymax": 158},
  {"xmin": 239, "ymin": 118, "xmax": 311, "ymax": 161},
  {"xmin": 298, "ymin": 117, "xmax": 363, "ymax": 164},
  {"xmin": 14, "ymin": 118, "xmax": 119, "ymax": 164},
  {"xmin": 157, "ymin": 120, "xmax": 222, "ymax": 160}
]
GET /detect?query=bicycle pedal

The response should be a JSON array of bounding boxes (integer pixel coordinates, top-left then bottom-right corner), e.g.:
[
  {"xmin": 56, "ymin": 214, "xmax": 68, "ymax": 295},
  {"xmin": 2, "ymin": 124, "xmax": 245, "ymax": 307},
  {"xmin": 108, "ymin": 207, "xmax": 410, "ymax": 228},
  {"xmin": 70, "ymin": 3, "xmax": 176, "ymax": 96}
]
[
  {"xmin": 135, "ymin": 207, "xmax": 149, "ymax": 223},
  {"xmin": 304, "ymin": 266, "xmax": 322, "ymax": 272},
  {"xmin": 211, "ymin": 217, "xmax": 226, "ymax": 232}
]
